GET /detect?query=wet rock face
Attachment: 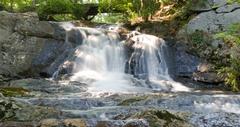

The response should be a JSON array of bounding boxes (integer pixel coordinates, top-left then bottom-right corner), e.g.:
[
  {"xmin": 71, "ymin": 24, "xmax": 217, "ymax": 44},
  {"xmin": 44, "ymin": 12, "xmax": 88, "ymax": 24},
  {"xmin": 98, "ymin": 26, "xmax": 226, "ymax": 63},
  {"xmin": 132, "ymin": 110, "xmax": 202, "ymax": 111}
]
[
  {"xmin": 175, "ymin": 48, "xmax": 200, "ymax": 77},
  {"xmin": 0, "ymin": 11, "xmax": 76, "ymax": 81}
]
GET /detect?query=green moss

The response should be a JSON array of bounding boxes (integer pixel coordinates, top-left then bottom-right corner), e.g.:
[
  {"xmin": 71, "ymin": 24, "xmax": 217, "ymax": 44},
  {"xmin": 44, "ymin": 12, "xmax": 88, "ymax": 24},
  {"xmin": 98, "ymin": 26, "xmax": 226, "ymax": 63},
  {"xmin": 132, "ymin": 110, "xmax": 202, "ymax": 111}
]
[
  {"xmin": 132, "ymin": 109, "xmax": 187, "ymax": 127},
  {"xmin": 0, "ymin": 87, "xmax": 30, "ymax": 97},
  {"xmin": 155, "ymin": 110, "xmax": 184, "ymax": 122},
  {"xmin": 227, "ymin": 0, "xmax": 240, "ymax": 4},
  {"xmin": 118, "ymin": 96, "xmax": 147, "ymax": 106}
]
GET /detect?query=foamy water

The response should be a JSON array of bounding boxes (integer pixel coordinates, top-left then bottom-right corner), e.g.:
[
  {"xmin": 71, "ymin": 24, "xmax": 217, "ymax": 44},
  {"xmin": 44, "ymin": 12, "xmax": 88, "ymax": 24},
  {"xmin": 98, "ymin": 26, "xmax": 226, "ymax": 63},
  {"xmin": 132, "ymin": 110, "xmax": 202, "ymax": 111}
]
[{"xmin": 56, "ymin": 23, "xmax": 192, "ymax": 95}]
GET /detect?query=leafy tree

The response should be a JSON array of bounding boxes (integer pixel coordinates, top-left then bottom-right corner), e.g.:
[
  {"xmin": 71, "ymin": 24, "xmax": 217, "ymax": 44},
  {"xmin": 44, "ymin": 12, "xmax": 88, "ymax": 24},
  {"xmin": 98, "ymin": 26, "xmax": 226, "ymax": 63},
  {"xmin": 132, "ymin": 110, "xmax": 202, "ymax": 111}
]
[
  {"xmin": 37, "ymin": 0, "xmax": 73, "ymax": 20},
  {"xmin": 0, "ymin": 0, "xmax": 34, "ymax": 12},
  {"xmin": 98, "ymin": 0, "xmax": 160, "ymax": 22}
]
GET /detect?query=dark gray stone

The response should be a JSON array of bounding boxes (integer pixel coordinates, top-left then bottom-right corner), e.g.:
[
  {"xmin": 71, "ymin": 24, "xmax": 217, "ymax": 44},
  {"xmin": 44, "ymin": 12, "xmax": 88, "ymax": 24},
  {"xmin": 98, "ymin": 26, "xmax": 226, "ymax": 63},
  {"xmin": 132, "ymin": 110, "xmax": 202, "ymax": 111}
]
[{"xmin": 175, "ymin": 49, "xmax": 200, "ymax": 77}]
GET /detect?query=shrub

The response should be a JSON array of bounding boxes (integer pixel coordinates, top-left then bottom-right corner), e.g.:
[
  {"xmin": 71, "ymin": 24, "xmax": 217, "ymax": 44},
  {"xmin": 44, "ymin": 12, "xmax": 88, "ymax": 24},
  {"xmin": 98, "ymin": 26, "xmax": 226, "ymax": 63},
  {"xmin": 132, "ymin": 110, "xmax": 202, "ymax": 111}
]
[
  {"xmin": 218, "ymin": 58, "xmax": 240, "ymax": 91},
  {"xmin": 98, "ymin": 0, "xmax": 160, "ymax": 22},
  {"xmin": 37, "ymin": 0, "xmax": 73, "ymax": 20},
  {"xmin": 72, "ymin": 4, "xmax": 86, "ymax": 20},
  {"xmin": 187, "ymin": 30, "xmax": 213, "ymax": 58},
  {"xmin": 215, "ymin": 23, "xmax": 240, "ymax": 92}
]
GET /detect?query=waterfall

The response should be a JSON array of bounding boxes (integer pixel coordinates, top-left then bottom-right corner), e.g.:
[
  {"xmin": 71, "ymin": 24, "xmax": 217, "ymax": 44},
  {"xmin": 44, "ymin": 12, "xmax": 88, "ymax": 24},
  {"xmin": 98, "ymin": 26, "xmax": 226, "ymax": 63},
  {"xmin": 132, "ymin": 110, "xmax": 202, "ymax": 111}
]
[
  {"xmin": 70, "ymin": 27, "xmax": 125, "ymax": 81},
  {"xmin": 55, "ymin": 23, "xmax": 190, "ymax": 93},
  {"xmin": 127, "ymin": 34, "xmax": 171, "ymax": 80},
  {"xmin": 67, "ymin": 27, "xmax": 148, "ymax": 94},
  {"xmin": 126, "ymin": 33, "xmax": 190, "ymax": 92}
]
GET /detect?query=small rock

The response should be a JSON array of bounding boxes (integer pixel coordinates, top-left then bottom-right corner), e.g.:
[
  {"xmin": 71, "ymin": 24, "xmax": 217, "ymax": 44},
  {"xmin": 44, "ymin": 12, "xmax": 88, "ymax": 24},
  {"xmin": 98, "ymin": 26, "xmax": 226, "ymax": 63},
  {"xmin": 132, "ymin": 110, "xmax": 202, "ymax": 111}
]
[
  {"xmin": 197, "ymin": 63, "xmax": 214, "ymax": 73},
  {"xmin": 123, "ymin": 119, "xmax": 149, "ymax": 127},
  {"xmin": 96, "ymin": 120, "xmax": 125, "ymax": 127},
  {"xmin": 40, "ymin": 119, "xmax": 60, "ymax": 127},
  {"xmin": 63, "ymin": 119, "xmax": 87, "ymax": 127},
  {"xmin": 193, "ymin": 72, "xmax": 223, "ymax": 83}
]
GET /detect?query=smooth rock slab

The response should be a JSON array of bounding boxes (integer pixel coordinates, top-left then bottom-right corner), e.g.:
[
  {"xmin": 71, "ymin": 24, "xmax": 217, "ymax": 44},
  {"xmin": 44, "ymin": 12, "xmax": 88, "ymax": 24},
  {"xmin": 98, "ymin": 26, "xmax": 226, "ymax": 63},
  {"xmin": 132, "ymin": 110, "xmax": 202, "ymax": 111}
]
[
  {"xmin": 9, "ymin": 78, "xmax": 87, "ymax": 94},
  {"xmin": 29, "ymin": 98, "xmax": 105, "ymax": 110},
  {"xmin": 183, "ymin": 9, "xmax": 240, "ymax": 34}
]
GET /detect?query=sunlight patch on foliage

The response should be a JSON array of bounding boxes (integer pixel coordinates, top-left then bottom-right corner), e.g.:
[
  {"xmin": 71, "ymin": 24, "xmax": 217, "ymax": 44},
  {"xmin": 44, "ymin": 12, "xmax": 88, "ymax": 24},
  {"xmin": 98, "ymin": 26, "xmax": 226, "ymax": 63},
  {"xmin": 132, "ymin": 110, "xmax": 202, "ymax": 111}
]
[{"xmin": 215, "ymin": 23, "xmax": 240, "ymax": 92}]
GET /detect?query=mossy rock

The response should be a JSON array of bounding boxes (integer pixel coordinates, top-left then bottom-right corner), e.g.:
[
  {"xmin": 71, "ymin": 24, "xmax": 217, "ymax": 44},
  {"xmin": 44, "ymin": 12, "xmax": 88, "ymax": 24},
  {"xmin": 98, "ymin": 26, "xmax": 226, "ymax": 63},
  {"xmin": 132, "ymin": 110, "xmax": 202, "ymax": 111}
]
[
  {"xmin": 118, "ymin": 96, "xmax": 147, "ymax": 106},
  {"xmin": 0, "ymin": 98, "xmax": 60, "ymax": 122},
  {"xmin": 0, "ymin": 99, "xmax": 21, "ymax": 121},
  {"xmin": 0, "ymin": 87, "xmax": 30, "ymax": 97},
  {"xmin": 130, "ymin": 109, "xmax": 192, "ymax": 127}
]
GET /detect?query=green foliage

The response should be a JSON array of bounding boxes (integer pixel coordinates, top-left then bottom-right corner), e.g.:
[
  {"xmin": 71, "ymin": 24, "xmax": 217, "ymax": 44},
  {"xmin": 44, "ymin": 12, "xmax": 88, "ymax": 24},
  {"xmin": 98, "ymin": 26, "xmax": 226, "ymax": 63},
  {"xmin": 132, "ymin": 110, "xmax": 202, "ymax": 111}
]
[
  {"xmin": 99, "ymin": 0, "xmax": 134, "ymax": 15},
  {"xmin": 72, "ymin": 4, "xmax": 85, "ymax": 19},
  {"xmin": 93, "ymin": 13, "xmax": 127, "ymax": 23},
  {"xmin": 0, "ymin": 0, "xmax": 34, "ymax": 12},
  {"xmin": 216, "ymin": 23, "xmax": 240, "ymax": 92},
  {"xmin": 218, "ymin": 58, "xmax": 240, "ymax": 91},
  {"xmin": 188, "ymin": 30, "xmax": 212, "ymax": 55},
  {"xmin": 189, "ymin": 30, "xmax": 209, "ymax": 45},
  {"xmin": 140, "ymin": 0, "xmax": 160, "ymax": 21},
  {"xmin": 227, "ymin": 0, "xmax": 240, "ymax": 4},
  {"xmin": 0, "ymin": 0, "xmax": 97, "ymax": 20},
  {"xmin": 0, "ymin": 0, "xmax": 194, "ymax": 22},
  {"xmin": 38, "ymin": 0, "xmax": 98, "ymax": 20},
  {"xmin": 37, "ymin": 0, "xmax": 73, "ymax": 20},
  {"xmin": 98, "ymin": 0, "xmax": 160, "ymax": 21},
  {"xmin": 215, "ymin": 23, "xmax": 240, "ymax": 45}
]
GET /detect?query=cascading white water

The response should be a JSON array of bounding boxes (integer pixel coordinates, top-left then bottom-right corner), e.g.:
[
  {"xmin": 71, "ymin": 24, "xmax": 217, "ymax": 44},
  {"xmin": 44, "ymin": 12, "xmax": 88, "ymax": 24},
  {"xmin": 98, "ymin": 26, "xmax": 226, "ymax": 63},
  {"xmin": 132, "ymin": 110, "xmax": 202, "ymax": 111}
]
[
  {"xmin": 70, "ymin": 28, "xmax": 125, "ymax": 78},
  {"xmin": 68, "ymin": 27, "xmax": 150, "ymax": 94},
  {"xmin": 57, "ymin": 23, "xmax": 190, "ymax": 94},
  {"xmin": 129, "ymin": 34, "xmax": 170, "ymax": 80},
  {"xmin": 128, "ymin": 34, "xmax": 190, "ymax": 91}
]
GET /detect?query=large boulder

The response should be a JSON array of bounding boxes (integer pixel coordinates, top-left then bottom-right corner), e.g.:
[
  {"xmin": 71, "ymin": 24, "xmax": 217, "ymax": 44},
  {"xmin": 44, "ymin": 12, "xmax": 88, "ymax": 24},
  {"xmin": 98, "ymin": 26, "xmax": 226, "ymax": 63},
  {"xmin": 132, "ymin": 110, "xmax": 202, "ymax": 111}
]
[
  {"xmin": 0, "ymin": 11, "xmax": 77, "ymax": 81},
  {"xmin": 175, "ymin": 48, "xmax": 200, "ymax": 77},
  {"xmin": 181, "ymin": 5, "xmax": 240, "ymax": 34},
  {"xmin": 0, "ymin": 11, "xmax": 17, "ymax": 41}
]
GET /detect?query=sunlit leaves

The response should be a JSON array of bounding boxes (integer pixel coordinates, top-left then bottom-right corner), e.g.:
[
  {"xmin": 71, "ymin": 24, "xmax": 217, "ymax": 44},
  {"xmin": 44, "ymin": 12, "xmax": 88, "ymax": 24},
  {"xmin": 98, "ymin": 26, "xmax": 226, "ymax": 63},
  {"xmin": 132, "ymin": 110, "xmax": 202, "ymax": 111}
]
[
  {"xmin": 215, "ymin": 23, "xmax": 240, "ymax": 46},
  {"xmin": 0, "ymin": 0, "xmax": 34, "ymax": 12},
  {"xmin": 216, "ymin": 23, "xmax": 240, "ymax": 92},
  {"xmin": 98, "ymin": 0, "xmax": 160, "ymax": 21}
]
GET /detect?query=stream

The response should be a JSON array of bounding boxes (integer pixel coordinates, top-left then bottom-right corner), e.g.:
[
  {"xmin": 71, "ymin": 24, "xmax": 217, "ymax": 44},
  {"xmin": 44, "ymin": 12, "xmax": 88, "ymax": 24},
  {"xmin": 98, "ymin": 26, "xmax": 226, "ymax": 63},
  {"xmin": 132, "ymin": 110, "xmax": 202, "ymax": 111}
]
[{"xmin": 1, "ymin": 23, "xmax": 240, "ymax": 127}]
